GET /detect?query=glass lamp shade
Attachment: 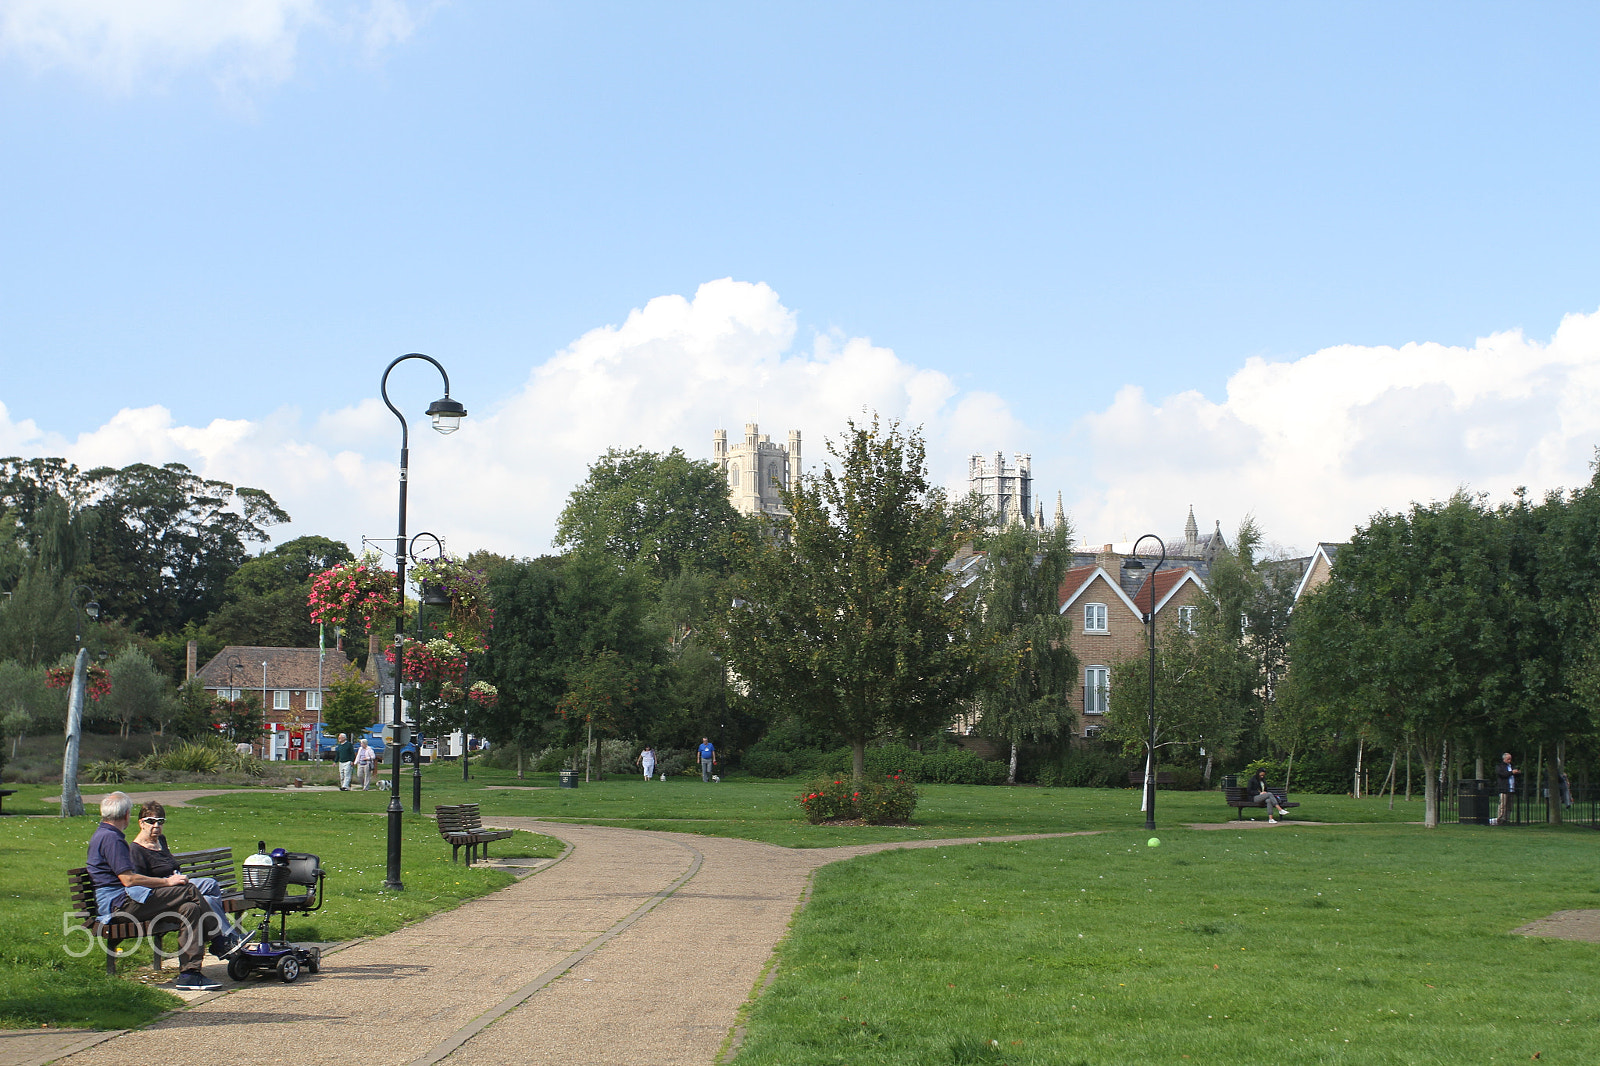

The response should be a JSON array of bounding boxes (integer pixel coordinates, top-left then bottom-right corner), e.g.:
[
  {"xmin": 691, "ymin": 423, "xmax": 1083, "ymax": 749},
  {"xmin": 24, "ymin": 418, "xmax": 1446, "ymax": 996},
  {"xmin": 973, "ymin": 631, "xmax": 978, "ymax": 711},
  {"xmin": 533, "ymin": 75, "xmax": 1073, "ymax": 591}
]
[{"xmin": 426, "ymin": 397, "xmax": 467, "ymax": 435}]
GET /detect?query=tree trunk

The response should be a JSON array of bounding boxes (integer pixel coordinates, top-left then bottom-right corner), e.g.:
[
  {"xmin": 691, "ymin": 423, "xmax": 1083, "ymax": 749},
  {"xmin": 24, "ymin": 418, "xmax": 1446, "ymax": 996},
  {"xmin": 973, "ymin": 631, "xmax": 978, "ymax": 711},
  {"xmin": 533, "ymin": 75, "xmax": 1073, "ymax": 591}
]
[
  {"xmin": 1007, "ymin": 741, "xmax": 1018, "ymax": 786},
  {"xmin": 1549, "ymin": 740, "xmax": 1564, "ymax": 827},
  {"xmin": 1405, "ymin": 746, "xmax": 1412, "ymax": 801},
  {"xmin": 851, "ymin": 739, "xmax": 866, "ymax": 782},
  {"xmin": 517, "ymin": 748, "xmax": 524, "ymax": 780},
  {"xmin": 1353, "ymin": 737, "xmax": 1364, "ymax": 798},
  {"xmin": 1420, "ymin": 744, "xmax": 1440, "ymax": 828},
  {"xmin": 1203, "ymin": 752, "xmax": 1213, "ymax": 788},
  {"xmin": 1384, "ymin": 751, "xmax": 1398, "ymax": 810},
  {"xmin": 585, "ymin": 720, "xmax": 592, "ymax": 783},
  {"xmin": 1284, "ymin": 744, "xmax": 1296, "ymax": 793}
]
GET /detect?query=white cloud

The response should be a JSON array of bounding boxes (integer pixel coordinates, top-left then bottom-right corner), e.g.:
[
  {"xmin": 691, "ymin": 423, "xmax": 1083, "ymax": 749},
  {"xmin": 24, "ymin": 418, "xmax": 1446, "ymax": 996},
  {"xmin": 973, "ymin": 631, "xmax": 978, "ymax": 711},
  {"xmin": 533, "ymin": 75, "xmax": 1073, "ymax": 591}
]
[
  {"xmin": 1070, "ymin": 308, "xmax": 1600, "ymax": 554},
  {"xmin": 0, "ymin": 280, "xmax": 1008, "ymax": 559},
  {"xmin": 11, "ymin": 281, "xmax": 1599, "ymax": 566},
  {"xmin": 0, "ymin": 0, "xmax": 425, "ymax": 93}
]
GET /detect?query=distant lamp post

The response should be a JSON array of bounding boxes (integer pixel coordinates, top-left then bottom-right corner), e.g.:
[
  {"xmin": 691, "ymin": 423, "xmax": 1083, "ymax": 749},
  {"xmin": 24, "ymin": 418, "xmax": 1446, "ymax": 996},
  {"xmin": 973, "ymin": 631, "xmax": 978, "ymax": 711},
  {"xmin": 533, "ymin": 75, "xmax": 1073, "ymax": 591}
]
[
  {"xmin": 380, "ymin": 354, "xmax": 467, "ymax": 891},
  {"xmin": 1120, "ymin": 534, "xmax": 1166, "ymax": 832},
  {"xmin": 59, "ymin": 587, "xmax": 99, "ymax": 817},
  {"xmin": 409, "ymin": 531, "xmax": 448, "ymax": 814}
]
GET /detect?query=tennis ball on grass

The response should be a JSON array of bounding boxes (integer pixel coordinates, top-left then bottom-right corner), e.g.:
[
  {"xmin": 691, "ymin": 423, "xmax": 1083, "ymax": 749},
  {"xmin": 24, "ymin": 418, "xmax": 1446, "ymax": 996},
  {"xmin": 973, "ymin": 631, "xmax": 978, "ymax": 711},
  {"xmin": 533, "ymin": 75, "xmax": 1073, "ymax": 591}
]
[{"xmin": 1147, "ymin": 837, "xmax": 1160, "ymax": 847}]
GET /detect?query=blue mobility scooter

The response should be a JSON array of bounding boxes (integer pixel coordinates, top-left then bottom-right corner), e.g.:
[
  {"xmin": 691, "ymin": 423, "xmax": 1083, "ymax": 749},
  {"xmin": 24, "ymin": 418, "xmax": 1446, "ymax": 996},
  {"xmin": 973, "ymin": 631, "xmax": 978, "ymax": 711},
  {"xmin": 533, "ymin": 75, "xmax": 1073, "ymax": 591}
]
[{"xmin": 230, "ymin": 841, "xmax": 325, "ymax": 983}]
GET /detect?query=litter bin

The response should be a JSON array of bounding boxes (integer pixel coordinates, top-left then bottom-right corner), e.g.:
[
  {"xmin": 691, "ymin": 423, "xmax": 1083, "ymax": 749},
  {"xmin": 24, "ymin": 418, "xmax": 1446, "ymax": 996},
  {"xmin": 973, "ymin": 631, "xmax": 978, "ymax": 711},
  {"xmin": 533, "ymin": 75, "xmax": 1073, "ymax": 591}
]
[
  {"xmin": 558, "ymin": 770, "xmax": 580, "ymax": 789},
  {"xmin": 1458, "ymin": 778, "xmax": 1490, "ymax": 824},
  {"xmin": 1220, "ymin": 774, "xmax": 1239, "ymax": 790}
]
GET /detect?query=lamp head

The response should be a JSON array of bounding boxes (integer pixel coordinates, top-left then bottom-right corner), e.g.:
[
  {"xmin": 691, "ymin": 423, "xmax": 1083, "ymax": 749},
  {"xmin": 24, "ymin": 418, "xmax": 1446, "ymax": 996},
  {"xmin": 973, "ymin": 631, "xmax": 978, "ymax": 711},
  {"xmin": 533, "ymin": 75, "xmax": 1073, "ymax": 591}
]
[
  {"xmin": 426, "ymin": 396, "xmax": 467, "ymax": 435},
  {"xmin": 85, "ymin": 601, "xmax": 100, "ymax": 620},
  {"xmin": 420, "ymin": 583, "xmax": 452, "ymax": 607},
  {"xmin": 1120, "ymin": 556, "xmax": 1146, "ymax": 572}
]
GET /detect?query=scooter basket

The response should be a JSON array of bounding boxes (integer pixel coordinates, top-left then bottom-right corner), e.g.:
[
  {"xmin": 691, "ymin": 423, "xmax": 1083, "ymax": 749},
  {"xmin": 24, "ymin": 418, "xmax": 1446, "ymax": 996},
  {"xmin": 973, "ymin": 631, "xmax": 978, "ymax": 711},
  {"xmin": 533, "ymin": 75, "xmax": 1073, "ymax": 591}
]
[{"xmin": 243, "ymin": 862, "xmax": 289, "ymax": 903}]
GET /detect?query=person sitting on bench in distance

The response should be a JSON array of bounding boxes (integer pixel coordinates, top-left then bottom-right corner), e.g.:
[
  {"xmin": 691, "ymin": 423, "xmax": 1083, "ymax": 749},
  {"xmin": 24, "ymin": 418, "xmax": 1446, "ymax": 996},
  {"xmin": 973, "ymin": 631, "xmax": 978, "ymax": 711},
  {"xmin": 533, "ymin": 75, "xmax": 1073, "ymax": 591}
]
[
  {"xmin": 85, "ymin": 791, "xmax": 223, "ymax": 991},
  {"xmin": 127, "ymin": 800, "xmax": 243, "ymax": 957},
  {"xmin": 1247, "ymin": 769, "xmax": 1290, "ymax": 823}
]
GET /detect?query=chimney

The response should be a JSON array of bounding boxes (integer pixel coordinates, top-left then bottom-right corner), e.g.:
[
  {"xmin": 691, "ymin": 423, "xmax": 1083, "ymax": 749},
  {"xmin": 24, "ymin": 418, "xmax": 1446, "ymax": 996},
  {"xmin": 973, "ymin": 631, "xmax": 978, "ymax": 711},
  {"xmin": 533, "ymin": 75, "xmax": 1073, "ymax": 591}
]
[{"xmin": 186, "ymin": 640, "xmax": 198, "ymax": 680}]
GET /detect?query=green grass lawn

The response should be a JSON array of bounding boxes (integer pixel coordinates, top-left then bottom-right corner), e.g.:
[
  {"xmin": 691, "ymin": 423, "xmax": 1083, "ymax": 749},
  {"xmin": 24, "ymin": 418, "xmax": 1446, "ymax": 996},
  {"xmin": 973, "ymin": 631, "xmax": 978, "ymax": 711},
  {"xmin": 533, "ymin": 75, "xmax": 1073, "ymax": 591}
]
[
  {"xmin": 0, "ymin": 789, "xmax": 561, "ymax": 1030},
  {"xmin": 734, "ymin": 823, "xmax": 1600, "ymax": 1066}
]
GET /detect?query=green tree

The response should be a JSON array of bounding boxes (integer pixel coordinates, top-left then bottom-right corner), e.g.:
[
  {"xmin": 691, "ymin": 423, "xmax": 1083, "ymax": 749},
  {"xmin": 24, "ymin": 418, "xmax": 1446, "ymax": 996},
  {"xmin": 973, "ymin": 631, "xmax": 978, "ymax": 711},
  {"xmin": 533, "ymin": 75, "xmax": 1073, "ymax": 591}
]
[
  {"xmin": 555, "ymin": 447, "xmax": 744, "ymax": 582},
  {"xmin": 205, "ymin": 535, "xmax": 355, "ymax": 650},
  {"xmin": 1103, "ymin": 603, "xmax": 1253, "ymax": 770},
  {"xmin": 0, "ymin": 659, "xmax": 52, "ymax": 759},
  {"xmin": 320, "ymin": 670, "xmax": 377, "ymax": 741},
  {"xmin": 0, "ymin": 566, "xmax": 75, "ymax": 667},
  {"xmin": 968, "ymin": 522, "xmax": 1078, "ymax": 784},
  {"xmin": 74, "ymin": 462, "xmax": 290, "ymax": 634},
  {"xmin": 1206, "ymin": 516, "xmax": 1301, "ymax": 756},
  {"xmin": 98, "ymin": 647, "xmax": 173, "ymax": 738},
  {"xmin": 721, "ymin": 417, "xmax": 984, "ymax": 780},
  {"xmin": 1291, "ymin": 492, "xmax": 1511, "ymax": 826}
]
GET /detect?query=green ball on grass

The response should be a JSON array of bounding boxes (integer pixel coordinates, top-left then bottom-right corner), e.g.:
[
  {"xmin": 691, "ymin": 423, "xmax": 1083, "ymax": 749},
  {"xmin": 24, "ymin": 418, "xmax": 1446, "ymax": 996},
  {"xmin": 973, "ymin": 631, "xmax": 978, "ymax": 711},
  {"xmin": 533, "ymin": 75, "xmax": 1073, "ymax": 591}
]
[{"xmin": 1147, "ymin": 837, "xmax": 1161, "ymax": 847}]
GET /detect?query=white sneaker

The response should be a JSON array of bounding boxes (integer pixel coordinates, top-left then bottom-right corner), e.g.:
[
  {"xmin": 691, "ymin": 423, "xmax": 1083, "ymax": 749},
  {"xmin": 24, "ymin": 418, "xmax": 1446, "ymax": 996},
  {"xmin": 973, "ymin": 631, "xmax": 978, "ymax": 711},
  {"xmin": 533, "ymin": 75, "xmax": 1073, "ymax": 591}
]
[{"xmin": 1267, "ymin": 818, "xmax": 1278, "ymax": 824}]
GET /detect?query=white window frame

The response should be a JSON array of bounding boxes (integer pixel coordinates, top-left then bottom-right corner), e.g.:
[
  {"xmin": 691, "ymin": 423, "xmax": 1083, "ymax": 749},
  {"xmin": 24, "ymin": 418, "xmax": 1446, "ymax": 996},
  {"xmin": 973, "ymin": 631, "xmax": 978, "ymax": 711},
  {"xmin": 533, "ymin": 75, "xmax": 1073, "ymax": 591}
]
[
  {"xmin": 1083, "ymin": 603, "xmax": 1108, "ymax": 633},
  {"xmin": 1178, "ymin": 606, "xmax": 1198, "ymax": 633},
  {"xmin": 1084, "ymin": 666, "xmax": 1110, "ymax": 715},
  {"xmin": 305, "ymin": 690, "xmax": 322, "ymax": 712},
  {"xmin": 273, "ymin": 690, "xmax": 290, "ymax": 710}
]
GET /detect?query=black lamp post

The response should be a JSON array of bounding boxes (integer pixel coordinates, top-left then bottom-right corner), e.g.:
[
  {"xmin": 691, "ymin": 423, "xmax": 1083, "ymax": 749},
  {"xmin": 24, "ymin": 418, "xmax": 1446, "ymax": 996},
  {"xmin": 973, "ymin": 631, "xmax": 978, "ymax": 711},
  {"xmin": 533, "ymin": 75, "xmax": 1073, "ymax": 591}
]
[
  {"xmin": 409, "ymin": 531, "xmax": 448, "ymax": 814},
  {"xmin": 380, "ymin": 354, "xmax": 466, "ymax": 891},
  {"xmin": 1121, "ymin": 535, "xmax": 1166, "ymax": 832},
  {"xmin": 59, "ymin": 586, "xmax": 99, "ymax": 817}
]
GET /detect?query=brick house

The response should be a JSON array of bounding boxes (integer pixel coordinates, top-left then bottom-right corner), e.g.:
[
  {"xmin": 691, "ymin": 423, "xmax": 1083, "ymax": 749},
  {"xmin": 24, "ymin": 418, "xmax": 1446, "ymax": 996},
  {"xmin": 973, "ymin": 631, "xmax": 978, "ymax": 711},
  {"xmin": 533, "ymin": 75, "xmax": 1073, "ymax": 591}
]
[
  {"xmin": 1056, "ymin": 562, "xmax": 1210, "ymax": 738},
  {"xmin": 195, "ymin": 645, "xmax": 354, "ymax": 759}
]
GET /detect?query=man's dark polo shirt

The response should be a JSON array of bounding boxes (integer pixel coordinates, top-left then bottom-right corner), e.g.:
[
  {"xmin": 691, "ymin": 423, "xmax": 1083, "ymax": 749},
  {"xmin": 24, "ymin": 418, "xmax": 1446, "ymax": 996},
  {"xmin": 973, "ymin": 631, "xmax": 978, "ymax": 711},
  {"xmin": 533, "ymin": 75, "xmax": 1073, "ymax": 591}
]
[{"xmin": 86, "ymin": 820, "xmax": 133, "ymax": 911}]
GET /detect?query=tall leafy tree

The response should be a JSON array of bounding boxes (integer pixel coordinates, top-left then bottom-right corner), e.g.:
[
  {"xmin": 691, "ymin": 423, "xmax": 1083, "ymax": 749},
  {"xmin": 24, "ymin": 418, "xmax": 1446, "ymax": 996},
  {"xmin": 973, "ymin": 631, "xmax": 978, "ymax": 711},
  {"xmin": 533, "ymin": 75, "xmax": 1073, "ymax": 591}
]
[
  {"xmin": 555, "ymin": 447, "xmax": 744, "ymax": 582},
  {"xmin": 1103, "ymin": 603, "xmax": 1253, "ymax": 769},
  {"xmin": 1292, "ymin": 492, "xmax": 1511, "ymax": 826},
  {"xmin": 968, "ymin": 522, "xmax": 1078, "ymax": 783},
  {"xmin": 721, "ymin": 417, "xmax": 985, "ymax": 780},
  {"xmin": 98, "ymin": 647, "xmax": 173, "ymax": 739},
  {"xmin": 205, "ymin": 535, "xmax": 355, "ymax": 649},
  {"xmin": 75, "ymin": 462, "xmax": 289, "ymax": 633}
]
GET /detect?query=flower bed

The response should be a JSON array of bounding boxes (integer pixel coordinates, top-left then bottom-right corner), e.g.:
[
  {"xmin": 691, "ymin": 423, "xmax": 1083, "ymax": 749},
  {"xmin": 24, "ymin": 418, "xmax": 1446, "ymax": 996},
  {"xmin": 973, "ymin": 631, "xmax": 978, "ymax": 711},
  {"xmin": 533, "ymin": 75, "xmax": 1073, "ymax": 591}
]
[{"xmin": 797, "ymin": 775, "xmax": 918, "ymax": 825}]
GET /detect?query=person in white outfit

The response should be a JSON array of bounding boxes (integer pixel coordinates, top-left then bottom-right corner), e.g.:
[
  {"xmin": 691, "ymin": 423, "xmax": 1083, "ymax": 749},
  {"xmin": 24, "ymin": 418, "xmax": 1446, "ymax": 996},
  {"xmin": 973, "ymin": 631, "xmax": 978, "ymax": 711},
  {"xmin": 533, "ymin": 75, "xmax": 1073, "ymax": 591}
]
[
  {"xmin": 355, "ymin": 737, "xmax": 377, "ymax": 790},
  {"xmin": 637, "ymin": 746, "xmax": 656, "ymax": 781}
]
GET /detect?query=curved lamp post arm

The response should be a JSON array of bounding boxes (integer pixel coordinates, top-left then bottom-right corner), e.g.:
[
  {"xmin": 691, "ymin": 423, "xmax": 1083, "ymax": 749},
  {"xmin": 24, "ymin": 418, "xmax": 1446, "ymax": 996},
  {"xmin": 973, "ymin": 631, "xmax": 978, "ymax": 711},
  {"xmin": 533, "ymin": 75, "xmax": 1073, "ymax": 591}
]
[{"xmin": 378, "ymin": 355, "xmax": 466, "ymax": 890}]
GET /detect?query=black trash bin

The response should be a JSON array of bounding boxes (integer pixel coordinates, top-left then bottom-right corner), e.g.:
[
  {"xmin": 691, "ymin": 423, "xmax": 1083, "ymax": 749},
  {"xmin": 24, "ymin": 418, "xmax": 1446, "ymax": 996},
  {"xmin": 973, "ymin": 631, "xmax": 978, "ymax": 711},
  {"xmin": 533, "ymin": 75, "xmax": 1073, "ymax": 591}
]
[
  {"xmin": 1220, "ymin": 774, "xmax": 1239, "ymax": 790},
  {"xmin": 1458, "ymin": 778, "xmax": 1490, "ymax": 824},
  {"xmin": 558, "ymin": 769, "xmax": 580, "ymax": 789}
]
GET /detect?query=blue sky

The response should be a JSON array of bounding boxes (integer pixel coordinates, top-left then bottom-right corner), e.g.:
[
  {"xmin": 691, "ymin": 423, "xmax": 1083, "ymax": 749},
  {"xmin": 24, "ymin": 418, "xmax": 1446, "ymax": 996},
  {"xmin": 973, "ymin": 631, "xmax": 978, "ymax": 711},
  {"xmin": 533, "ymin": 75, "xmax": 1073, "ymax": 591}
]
[{"xmin": 3, "ymin": 2, "xmax": 1600, "ymax": 559}]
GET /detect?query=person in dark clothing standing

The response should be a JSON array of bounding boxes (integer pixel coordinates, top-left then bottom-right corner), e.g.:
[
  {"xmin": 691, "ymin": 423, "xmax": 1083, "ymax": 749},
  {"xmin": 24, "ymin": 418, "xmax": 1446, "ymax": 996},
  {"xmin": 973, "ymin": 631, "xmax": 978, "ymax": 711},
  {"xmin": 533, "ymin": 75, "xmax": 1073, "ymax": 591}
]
[
  {"xmin": 334, "ymin": 733, "xmax": 355, "ymax": 790},
  {"xmin": 85, "ymin": 791, "xmax": 221, "ymax": 991},
  {"xmin": 1495, "ymin": 752, "xmax": 1520, "ymax": 825}
]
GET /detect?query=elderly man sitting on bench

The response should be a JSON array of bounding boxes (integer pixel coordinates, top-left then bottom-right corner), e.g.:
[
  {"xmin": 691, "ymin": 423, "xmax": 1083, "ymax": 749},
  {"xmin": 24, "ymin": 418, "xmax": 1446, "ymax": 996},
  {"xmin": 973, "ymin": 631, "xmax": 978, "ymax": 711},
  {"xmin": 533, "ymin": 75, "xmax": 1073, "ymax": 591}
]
[{"xmin": 85, "ymin": 791, "xmax": 222, "ymax": 991}]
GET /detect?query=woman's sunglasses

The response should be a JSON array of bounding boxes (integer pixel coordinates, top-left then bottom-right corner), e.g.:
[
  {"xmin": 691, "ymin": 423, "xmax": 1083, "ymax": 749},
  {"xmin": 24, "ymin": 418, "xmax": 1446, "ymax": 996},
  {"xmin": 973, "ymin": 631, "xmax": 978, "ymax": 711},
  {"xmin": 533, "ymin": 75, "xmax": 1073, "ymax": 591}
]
[{"xmin": 140, "ymin": 817, "xmax": 165, "ymax": 825}]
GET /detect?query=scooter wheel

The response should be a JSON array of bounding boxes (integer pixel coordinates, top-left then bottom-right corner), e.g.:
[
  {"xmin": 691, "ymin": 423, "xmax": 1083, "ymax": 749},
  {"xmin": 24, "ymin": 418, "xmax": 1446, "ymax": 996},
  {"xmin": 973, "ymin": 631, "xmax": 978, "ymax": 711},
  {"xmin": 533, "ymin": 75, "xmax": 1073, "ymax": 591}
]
[
  {"xmin": 227, "ymin": 956, "xmax": 252, "ymax": 982},
  {"xmin": 278, "ymin": 955, "xmax": 301, "ymax": 983},
  {"xmin": 306, "ymin": 947, "xmax": 321, "ymax": 974}
]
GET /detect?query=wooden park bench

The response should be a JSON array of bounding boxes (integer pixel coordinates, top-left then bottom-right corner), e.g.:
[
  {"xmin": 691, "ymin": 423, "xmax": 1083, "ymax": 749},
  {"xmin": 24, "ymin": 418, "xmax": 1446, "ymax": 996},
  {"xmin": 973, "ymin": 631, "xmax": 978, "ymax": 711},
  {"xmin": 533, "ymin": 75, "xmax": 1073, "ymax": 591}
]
[
  {"xmin": 0, "ymin": 788, "xmax": 16, "ymax": 814},
  {"xmin": 434, "ymin": 803, "xmax": 514, "ymax": 864},
  {"xmin": 1223, "ymin": 786, "xmax": 1300, "ymax": 820},
  {"xmin": 67, "ymin": 846, "xmax": 249, "ymax": 974}
]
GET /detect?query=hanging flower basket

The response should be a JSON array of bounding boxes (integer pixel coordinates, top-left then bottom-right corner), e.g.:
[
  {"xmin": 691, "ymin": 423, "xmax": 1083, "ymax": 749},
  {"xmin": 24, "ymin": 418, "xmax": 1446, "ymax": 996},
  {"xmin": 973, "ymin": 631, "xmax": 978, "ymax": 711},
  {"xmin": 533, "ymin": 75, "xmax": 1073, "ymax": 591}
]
[
  {"xmin": 410, "ymin": 556, "xmax": 489, "ymax": 631},
  {"xmin": 45, "ymin": 663, "xmax": 111, "ymax": 701},
  {"xmin": 308, "ymin": 555, "xmax": 401, "ymax": 629}
]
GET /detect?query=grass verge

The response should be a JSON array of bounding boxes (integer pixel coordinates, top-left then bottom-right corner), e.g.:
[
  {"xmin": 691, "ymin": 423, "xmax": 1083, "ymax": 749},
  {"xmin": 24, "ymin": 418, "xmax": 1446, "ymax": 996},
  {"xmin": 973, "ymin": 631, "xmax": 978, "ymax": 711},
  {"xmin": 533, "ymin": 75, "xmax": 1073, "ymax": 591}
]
[
  {"xmin": 735, "ymin": 823, "xmax": 1600, "ymax": 1065},
  {"xmin": 0, "ymin": 792, "xmax": 560, "ymax": 1030}
]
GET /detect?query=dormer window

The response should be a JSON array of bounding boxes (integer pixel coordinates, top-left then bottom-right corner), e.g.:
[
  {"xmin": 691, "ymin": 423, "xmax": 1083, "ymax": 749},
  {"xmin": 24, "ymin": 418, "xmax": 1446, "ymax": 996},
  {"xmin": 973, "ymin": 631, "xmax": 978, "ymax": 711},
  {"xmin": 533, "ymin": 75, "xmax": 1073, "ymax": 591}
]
[{"xmin": 1084, "ymin": 603, "xmax": 1108, "ymax": 633}]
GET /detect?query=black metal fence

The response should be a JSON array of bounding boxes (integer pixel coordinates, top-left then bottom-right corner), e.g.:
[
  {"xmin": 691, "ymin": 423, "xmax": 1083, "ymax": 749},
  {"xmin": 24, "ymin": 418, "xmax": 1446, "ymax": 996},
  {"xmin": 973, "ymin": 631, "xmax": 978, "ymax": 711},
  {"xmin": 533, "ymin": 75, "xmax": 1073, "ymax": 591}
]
[{"xmin": 1444, "ymin": 779, "xmax": 1600, "ymax": 828}]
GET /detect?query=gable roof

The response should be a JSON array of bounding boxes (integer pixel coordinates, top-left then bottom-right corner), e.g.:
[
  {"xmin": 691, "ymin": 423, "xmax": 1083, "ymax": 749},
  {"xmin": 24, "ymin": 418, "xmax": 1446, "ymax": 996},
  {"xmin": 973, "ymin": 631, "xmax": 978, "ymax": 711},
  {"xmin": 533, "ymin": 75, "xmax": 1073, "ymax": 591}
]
[
  {"xmin": 1132, "ymin": 567, "xmax": 1203, "ymax": 614},
  {"xmin": 1292, "ymin": 543, "xmax": 1345, "ymax": 602},
  {"xmin": 196, "ymin": 646, "xmax": 352, "ymax": 691},
  {"xmin": 1057, "ymin": 565, "xmax": 1143, "ymax": 618}
]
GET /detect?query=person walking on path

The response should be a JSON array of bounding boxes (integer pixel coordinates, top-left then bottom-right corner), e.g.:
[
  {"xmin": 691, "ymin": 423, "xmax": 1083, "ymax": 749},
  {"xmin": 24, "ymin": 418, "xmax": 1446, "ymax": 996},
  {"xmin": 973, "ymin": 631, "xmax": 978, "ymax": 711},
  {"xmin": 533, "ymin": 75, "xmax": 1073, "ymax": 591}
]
[
  {"xmin": 334, "ymin": 733, "xmax": 355, "ymax": 790},
  {"xmin": 1247, "ymin": 769, "xmax": 1289, "ymax": 823},
  {"xmin": 637, "ymin": 746, "xmax": 656, "ymax": 781},
  {"xmin": 85, "ymin": 791, "xmax": 221, "ymax": 991},
  {"xmin": 698, "ymin": 737, "xmax": 717, "ymax": 782},
  {"xmin": 355, "ymin": 737, "xmax": 377, "ymax": 790},
  {"xmin": 1495, "ymin": 752, "xmax": 1520, "ymax": 825}
]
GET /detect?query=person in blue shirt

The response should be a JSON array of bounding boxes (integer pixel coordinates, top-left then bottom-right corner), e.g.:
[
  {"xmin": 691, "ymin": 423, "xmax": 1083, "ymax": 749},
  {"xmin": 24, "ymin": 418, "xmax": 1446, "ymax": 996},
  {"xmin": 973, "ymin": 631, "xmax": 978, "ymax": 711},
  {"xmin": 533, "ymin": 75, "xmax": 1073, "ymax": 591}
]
[
  {"xmin": 698, "ymin": 737, "xmax": 717, "ymax": 782},
  {"xmin": 85, "ymin": 791, "xmax": 221, "ymax": 991}
]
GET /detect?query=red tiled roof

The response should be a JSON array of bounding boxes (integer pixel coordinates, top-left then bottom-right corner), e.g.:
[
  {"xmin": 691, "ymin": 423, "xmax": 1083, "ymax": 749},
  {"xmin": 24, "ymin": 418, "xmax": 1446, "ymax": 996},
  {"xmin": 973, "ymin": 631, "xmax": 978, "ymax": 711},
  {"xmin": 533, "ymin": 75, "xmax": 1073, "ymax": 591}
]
[
  {"xmin": 196, "ymin": 646, "xmax": 354, "ymax": 691},
  {"xmin": 1132, "ymin": 568, "xmax": 1193, "ymax": 612},
  {"xmin": 1056, "ymin": 565, "xmax": 1099, "ymax": 610}
]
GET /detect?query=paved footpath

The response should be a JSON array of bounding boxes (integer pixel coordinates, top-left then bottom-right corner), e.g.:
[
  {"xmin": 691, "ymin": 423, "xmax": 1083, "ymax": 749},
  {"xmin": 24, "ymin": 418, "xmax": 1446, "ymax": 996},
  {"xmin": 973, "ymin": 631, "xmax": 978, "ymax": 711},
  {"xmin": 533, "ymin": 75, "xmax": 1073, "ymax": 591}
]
[{"xmin": 15, "ymin": 820, "xmax": 1089, "ymax": 1066}]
